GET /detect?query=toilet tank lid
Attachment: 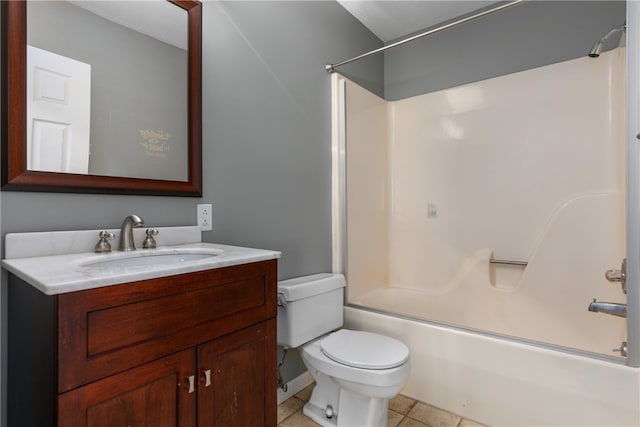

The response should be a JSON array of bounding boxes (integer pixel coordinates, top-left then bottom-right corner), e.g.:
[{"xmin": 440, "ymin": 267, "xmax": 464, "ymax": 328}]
[{"xmin": 277, "ymin": 273, "xmax": 345, "ymax": 302}]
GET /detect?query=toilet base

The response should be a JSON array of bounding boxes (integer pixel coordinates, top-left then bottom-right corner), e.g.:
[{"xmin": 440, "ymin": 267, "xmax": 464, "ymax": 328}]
[
  {"xmin": 303, "ymin": 401, "xmax": 338, "ymax": 427},
  {"xmin": 303, "ymin": 370, "xmax": 390, "ymax": 427}
]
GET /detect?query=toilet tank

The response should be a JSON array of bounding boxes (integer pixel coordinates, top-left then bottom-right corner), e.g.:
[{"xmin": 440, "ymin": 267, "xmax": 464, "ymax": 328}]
[{"xmin": 277, "ymin": 273, "xmax": 346, "ymax": 348}]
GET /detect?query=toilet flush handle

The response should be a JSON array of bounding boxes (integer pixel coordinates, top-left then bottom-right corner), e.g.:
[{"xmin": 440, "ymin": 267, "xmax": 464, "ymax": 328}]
[{"xmin": 277, "ymin": 293, "xmax": 287, "ymax": 308}]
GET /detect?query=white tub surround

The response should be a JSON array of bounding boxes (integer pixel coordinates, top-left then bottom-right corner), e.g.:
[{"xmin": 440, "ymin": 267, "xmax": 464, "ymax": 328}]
[
  {"xmin": 2, "ymin": 226, "xmax": 281, "ymax": 295},
  {"xmin": 337, "ymin": 48, "xmax": 627, "ymax": 358}
]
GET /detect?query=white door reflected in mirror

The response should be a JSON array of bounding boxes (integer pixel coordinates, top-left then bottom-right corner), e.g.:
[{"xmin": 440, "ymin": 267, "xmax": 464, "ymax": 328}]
[{"xmin": 27, "ymin": 45, "xmax": 91, "ymax": 174}]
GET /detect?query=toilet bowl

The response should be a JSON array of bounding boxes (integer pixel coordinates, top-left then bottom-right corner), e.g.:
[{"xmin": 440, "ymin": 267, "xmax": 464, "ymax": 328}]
[{"xmin": 277, "ymin": 274, "xmax": 410, "ymax": 427}]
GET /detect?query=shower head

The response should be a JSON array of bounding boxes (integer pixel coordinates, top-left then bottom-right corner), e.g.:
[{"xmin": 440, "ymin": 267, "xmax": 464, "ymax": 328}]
[
  {"xmin": 588, "ymin": 40, "xmax": 605, "ymax": 58},
  {"xmin": 588, "ymin": 24, "xmax": 626, "ymax": 58}
]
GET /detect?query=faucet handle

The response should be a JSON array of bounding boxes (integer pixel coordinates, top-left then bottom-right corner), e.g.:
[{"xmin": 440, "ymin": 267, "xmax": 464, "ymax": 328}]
[
  {"xmin": 605, "ymin": 258, "xmax": 627, "ymax": 294},
  {"xmin": 613, "ymin": 341, "xmax": 628, "ymax": 357},
  {"xmin": 143, "ymin": 228, "xmax": 159, "ymax": 249},
  {"xmin": 95, "ymin": 230, "xmax": 116, "ymax": 253}
]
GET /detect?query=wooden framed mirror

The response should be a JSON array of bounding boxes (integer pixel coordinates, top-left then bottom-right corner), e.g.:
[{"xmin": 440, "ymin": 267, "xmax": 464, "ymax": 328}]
[{"xmin": 1, "ymin": 0, "xmax": 202, "ymax": 196}]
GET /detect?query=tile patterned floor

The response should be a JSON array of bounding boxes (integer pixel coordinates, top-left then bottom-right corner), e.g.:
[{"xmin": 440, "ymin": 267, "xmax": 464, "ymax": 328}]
[{"xmin": 278, "ymin": 384, "xmax": 488, "ymax": 427}]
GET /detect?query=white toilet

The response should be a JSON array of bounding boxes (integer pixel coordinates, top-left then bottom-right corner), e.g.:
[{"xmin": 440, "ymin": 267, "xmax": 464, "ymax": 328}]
[{"xmin": 277, "ymin": 273, "xmax": 410, "ymax": 427}]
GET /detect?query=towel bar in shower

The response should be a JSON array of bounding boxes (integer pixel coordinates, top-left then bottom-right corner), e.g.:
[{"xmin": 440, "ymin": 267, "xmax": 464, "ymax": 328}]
[{"xmin": 490, "ymin": 258, "xmax": 528, "ymax": 266}]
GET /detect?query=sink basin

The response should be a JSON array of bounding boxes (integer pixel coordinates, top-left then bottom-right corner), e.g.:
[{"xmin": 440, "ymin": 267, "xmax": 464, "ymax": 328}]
[{"xmin": 78, "ymin": 248, "xmax": 223, "ymax": 272}]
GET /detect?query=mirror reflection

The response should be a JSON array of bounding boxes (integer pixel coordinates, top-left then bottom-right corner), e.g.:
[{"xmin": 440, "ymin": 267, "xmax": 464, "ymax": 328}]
[{"xmin": 26, "ymin": 1, "xmax": 189, "ymax": 182}]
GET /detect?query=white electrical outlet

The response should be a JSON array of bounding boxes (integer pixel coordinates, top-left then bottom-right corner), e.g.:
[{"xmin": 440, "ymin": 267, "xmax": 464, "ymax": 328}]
[{"xmin": 197, "ymin": 203, "xmax": 212, "ymax": 231}]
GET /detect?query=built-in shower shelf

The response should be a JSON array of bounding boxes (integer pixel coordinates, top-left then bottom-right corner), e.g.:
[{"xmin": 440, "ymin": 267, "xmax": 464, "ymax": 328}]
[{"xmin": 489, "ymin": 258, "xmax": 528, "ymax": 266}]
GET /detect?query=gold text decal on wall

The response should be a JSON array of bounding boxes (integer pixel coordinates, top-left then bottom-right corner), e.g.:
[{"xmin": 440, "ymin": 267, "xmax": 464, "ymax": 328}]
[{"xmin": 139, "ymin": 130, "xmax": 172, "ymax": 158}]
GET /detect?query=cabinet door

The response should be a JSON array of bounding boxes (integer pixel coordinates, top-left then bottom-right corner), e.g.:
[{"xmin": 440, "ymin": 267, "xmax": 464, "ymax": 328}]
[
  {"xmin": 197, "ymin": 319, "xmax": 276, "ymax": 427},
  {"xmin": 58, "ymin": 349, "xmax": 196, "ymax": 427}
]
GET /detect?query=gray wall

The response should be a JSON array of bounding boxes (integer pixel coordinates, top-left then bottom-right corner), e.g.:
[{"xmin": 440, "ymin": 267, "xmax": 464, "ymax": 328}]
[
  {"xmin": 201, "ymin": 1, "xmax": 381, "ymax": 279},
  {"xmin": 0, "ymin": 1, "xmax": 382, "ymax": 424},
  {"xmin": 384, "ymin": 1, "xmax": 626, "ymax": 100}
]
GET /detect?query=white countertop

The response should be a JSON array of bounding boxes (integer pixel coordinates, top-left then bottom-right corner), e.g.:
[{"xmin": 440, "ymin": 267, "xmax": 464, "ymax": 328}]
[{"xmin": 2, "ymin": 227, "xmax": 281, "ymax": 295}]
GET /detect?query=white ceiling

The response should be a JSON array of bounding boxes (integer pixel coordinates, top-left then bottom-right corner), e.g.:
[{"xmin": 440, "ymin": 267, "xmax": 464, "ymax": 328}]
[
  {"xmin": 69, "ymin": 1, "xmax": 188, "ymax": 50},
  {"xmin": 337, "ymin": 1, "xmax": 499, "ymax": 42}
]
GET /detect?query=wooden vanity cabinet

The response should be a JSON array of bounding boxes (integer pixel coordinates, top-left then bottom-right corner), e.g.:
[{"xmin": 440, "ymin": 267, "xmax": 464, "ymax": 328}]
[{"xmin": 8, "ymin": 259, "xmax": 277, "ymax": 427}]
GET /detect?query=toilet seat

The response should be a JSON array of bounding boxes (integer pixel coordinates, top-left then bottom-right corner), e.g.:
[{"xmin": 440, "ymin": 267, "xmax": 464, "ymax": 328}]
[
  {"xmin": 302, "ymin": 335, "xmax": 410, "ymax": 390},
  {"xmin": 320, "ymin": 329, "xmax": 409, "ymax": 370}
]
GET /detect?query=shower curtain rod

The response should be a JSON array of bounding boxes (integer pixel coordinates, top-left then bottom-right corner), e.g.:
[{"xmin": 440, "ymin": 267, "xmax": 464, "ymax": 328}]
[{"xmin": 326, "ymin": 0, "xmax": 527, "ymax": 73}]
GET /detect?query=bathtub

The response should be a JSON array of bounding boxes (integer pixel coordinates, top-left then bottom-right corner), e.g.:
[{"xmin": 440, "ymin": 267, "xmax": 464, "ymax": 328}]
[{"xmin": 344, "ymin": 305, "xmax": 640, "ymax": 427}]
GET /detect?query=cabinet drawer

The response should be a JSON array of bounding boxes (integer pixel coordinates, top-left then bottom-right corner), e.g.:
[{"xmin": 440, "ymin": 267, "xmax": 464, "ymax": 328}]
[
  {"xmin": 58, "ymin": 260, "xmax": 276, "ymax": 392},
  {"xmin": 86, "ymin": 276, "xmax": 266, "ymax": 356}
]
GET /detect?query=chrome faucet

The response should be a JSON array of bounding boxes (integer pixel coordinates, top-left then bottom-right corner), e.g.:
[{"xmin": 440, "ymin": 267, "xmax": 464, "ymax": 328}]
[
  {"xmin": 588, "ymin": 299, "xmax": 627, "ymax": 318},
  {"xmin": 118, "ymin": 214, "xmax": 144, "ymax": 251}
]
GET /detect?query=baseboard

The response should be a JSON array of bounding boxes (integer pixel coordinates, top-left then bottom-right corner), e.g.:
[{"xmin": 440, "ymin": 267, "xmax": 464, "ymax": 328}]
[{"xmin": 276, "ymin": 371, "xmax": 314, "ymax": 405}]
